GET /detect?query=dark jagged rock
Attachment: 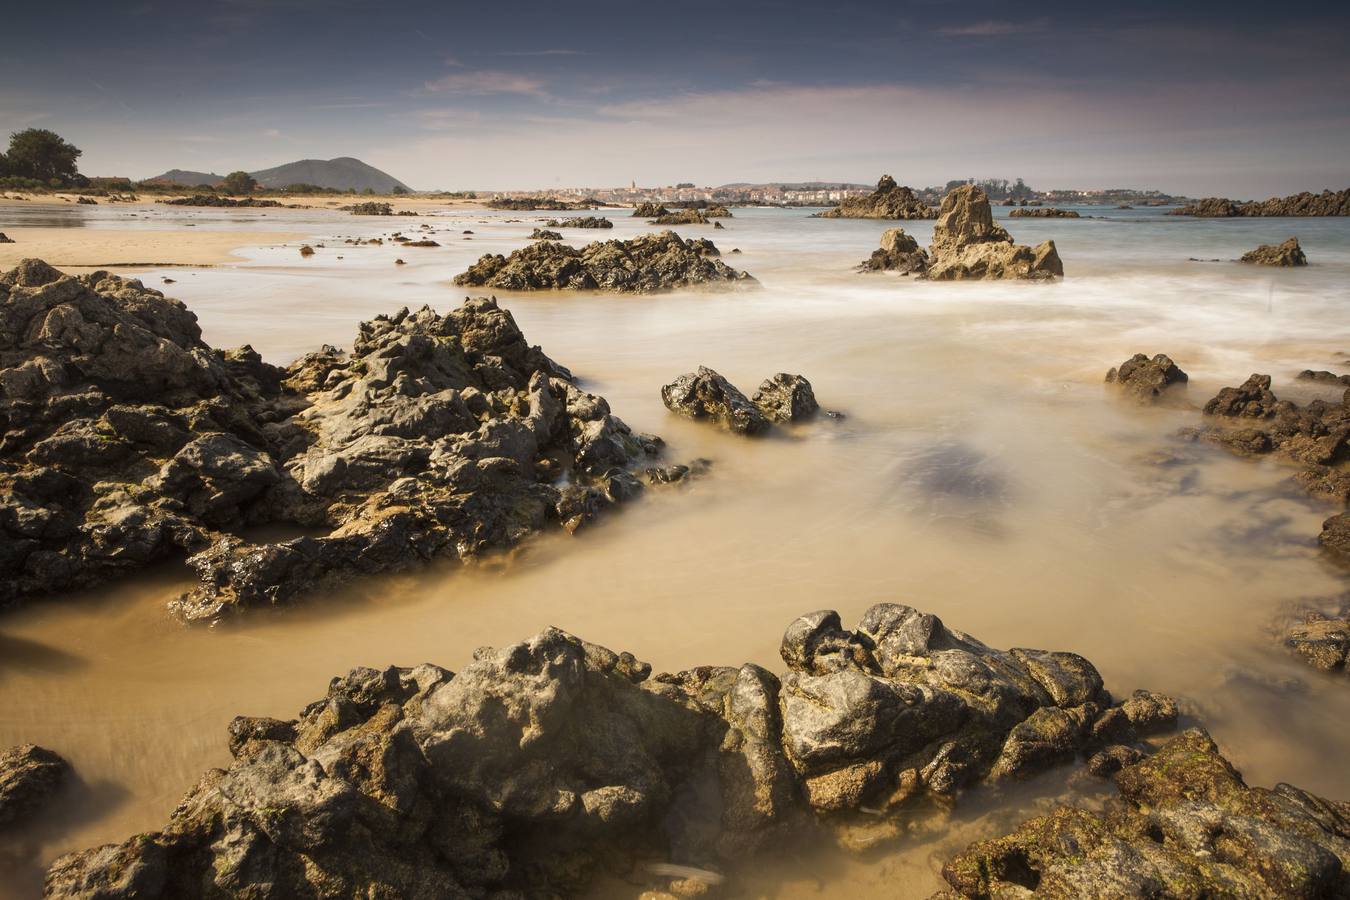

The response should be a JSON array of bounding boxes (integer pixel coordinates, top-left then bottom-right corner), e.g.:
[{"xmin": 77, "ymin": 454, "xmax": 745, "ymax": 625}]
[
  {"xmin": 651, "ymin": 209, "xmax": 711, "ymax": 225},
  {"xmin": 43, "ymin": 605, "xmax": 1177, "ymax": 899},
  {"xmin": 0, "ymin": 744, "xmax": 70, "ymax": 830},
  {"xmin": 401, "ymin": 239, "xmax": 439, "ymax": 247},
  {"xmin": 1240, "ymin": 236, "xmax": 1308, "ymax": 266},
  {"xmin": 340, "ymin": 202, "xmax": 394, "ymax": 216},
  {"xmin": 1321, "ymin": 513, "xmax": 1350, "ymax": 563},
  {"xmin": 528, "ymin": 228, "xmax": 563, "ymax": 241},
  {"xmin": 1283, "ymin": 601, "xmax": 1350, "ymax": 675},
  {"xmin": 1298, "ymin": 370, "xmax": 1350, "ymax": 387},
  {"xmin": 925, "ymin": 185, "xmax": 1063, "ymax": 281},
  {"xmin": 1105, "ymin": 353, "xmax": 1189, "ymax": 404},
  {"xmin": 487, "ymin": 197, "xmax": 593, "ymax": 211},
  {"xmin": 859, "ymin": 228, "xmax": 928, "ymax": 274},
  {"xmin": 813, "ymin": 176, "xmax": 936, "ymax": 220},
  {"xmin": 1169, "ymin": 188, "xmax": 1350, "ymax": 217},
  {"xmin": 544, "ymin": 216, "xmax": 613, "ymax": 229},
  {"xmin": 631, "ymin": 202, "xmax": 669, "ymax": 218},
  {"xmin": 1008, "ymin": 207, "xmax": 1080, "ymax": 218},
  {"xmin": 161, "ymin": 195, "xmax": 284, "ymax": 208},
  {"xmin": 452, "ymin": 231, "xmax": 755, "ymax": 294},
  {"xmin": 937, "ymin": 727, "xmax": 1350, "ymax": 898},
  {"xmin": 0, "ymin": 260, "xmax": 671, "ymax": 620},
  {"xmin": 76, "ymin": 196, "xmax": 98, "ymax": 205},
  {"xmin": 752, "ymin": 374, "xmax": 818, "ymax": 423},
  {"xmin": 661, "ymin": 367, "xmax": 770, "ymax": 436},
  {"xmin": 0, "ymin": 233, "xmax": 14, "ymax": 243}
]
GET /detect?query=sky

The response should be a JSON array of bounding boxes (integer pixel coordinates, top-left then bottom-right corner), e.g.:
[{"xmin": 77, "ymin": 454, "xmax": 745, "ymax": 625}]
[{"xmin": 3, "ymin": 0, "xmax": 1348, "ymax": 197}]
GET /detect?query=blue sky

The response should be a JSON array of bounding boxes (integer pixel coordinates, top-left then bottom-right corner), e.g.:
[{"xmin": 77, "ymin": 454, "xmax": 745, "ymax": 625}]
[{"xmin": 3, "ymin": 0, "xmax": 1348, "ymax": 195}]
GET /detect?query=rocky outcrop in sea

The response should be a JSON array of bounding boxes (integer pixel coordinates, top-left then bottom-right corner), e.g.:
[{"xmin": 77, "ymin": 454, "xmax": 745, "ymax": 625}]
[
  {"xmin": 858, "ymin": 228, "xmax": 928, "ymax": 275},
  {"xmin": 486, "ymin": 197, "xmax": 594, "ymax": 211},
  {"xmin": 925, "ymin": 185, "xmax": 1063, "ymax": 281},
  {"xmin": 528, "ymin": 228, "xmax": 563, "ymax": 241},
  {"xmin": 812, "ymin": 175, "xmax": 936, "ymax": 220},
  {"xmin": 1008, "ymin": 207, "xmax": 1080, "ymax": 218},
  {"xmin": 1168, "ymin": 189, "xmax": 1350, "ymax": 217},
  {"xmin": 0, "ymin": 259, "xmax": 673, "ymax": 621},
  {"xmin": 937, "ymin": 727, "xmax": 1350, "ymax": 897},
  {"xmin": 661, "ymin": 368, "xmax": 818, "ymax": 435},
  {"xmin": 543, "ymin": 216, "xmax": 613, "ymax": 229},
  {"xmin": 0, "ymin": 744, "xmax": 69, "ymax": 830},
  {"xmin": 42, "ymin": 604, "xmax": 1182, "ymax": 899},
  {"xmin": 452, "ymin": 232, "xmax": 755, "ymax": 294},
  {"xmin": 650, "ymin": 209, "xmax": 713, "ymax": 225},
  {"xmin": 160, "ymin": 195, "xmax": 284, "ymax": 208},
  {"xmin": 1240, "ymin": 236, "xmax": 1308, "ymax": 266},
  {"xmin": 631, "ymin": 202, "xmax": 669, "ymax": 218},
  {"xmin": 1105, "ymin": 353, "xmax": 1189, "ymax": 404}
]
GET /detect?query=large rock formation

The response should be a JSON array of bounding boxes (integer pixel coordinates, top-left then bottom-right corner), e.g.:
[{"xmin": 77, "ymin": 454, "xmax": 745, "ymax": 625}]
[
  {"xmin": 925, "ymin": 185, "xmax": 1063, "ymax": 281},
  {"xmin": 937, "ymin": 728, "xmax": 1350, "ymax": 898},
  {"xmin": 859, "ymin": 228, "xmax": 928, "ymax": 275},
  {"xmin": 161, "ymin": 195, "xmax": 284, "ymax": 208},
  {"xmin": 0, "ymin": 260, "xmax": 670, "ymax": 621},
  {"xmin": 651, "ymin": 209, "xmax": 712, "ymax": 225},
  {"xmin": 486, "ymin": 197, "xmax": 594, "ymax": 211},
  {"xmin": 1105, "ymin": 353, "xmax": 1189, "ymax": 404},
  {"xmin": 544, "ymin": 216, "xmax": 613, "ymax": 229},
  {"xmin": 1008, "ymin": 207, "xmax": 1080, "ymax": 218},
  {"xmin": 631, "ymin": 202, "xmax": 669, "ymax": 218},
  {"xmin": 661, "ymin": 367, "xmax": 771, "ymax": 436},
  {"xmin": 1240, "ymin": 236, "xmax": 1308, "ymax": 266},
  {"xmin": 43, "ymin": 605, "xmax": 1178, "ymax": 899},
  {"xmin": 813, "ymin": 176, "xmax": 936, "ymax": 220},
  {"xmin": 0, "ymin": 744, "xmax": 69, "ymax": 830},
  {"xmin": 452, "ymin": 232, "xmax": 755, "ymax": 294},
  {"xmin": 1169, "ymin": 189, "xmax": 1350, "ymax": 217}
]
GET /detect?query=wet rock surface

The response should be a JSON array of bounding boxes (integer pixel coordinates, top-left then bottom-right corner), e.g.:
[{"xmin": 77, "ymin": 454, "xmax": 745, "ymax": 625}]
[
  {"xmin": 486, "ymin": 197, "xmax": 595, "ymax": 211},
  {"xmin": 661, "ymin": 367, "xmax": 771, "ymax": 436},
  {"xmin": 651, "ymin": 209, "xmax": 713, "ymax": 225},
  {"xmin": 1105, "ymin": 353, "xmax": 1189, "ymax": 404},
  {"xmin": 543, "ymin": 216, "xmax": 613, "ymax": 229},
  {"xmin": 937, "ymin": 727, "xmax": 1350, "ymax": 898},
  {"xmin": 813, "ymin": 176, "xmax": 936, "ymax": 220},
  {"xmin": 752, "ymin": 374, "xmax": 819, "ymax": 424},
  {"xmin": 859, "ymin": 228, "xmax": 928, "ymax": 275},
  {"xmin": 160, "ymin": 195, "xmax": 284, "ymax": 208},
  {"xmin": 1240, "ymin": 235, "xmax": 1308, "ymax": 266},
  {"xmin": 1282, "ymin": 600, "xmax": 1350, "ymax": 675},
  {"xmin": 925, "ymin": 185, "xmax": 1063, "ymax": 281},
  {"xmin": 42, "ymin": 604, "xmax": 1179, "ymax": 899},
  {"xmin": 0, "ymin": 260, "xmax": 671, "ymax": 620},
  {"xmin": 452, "ymin": 231, "xmax": 755, "ymax": 294},
  {"xmin": 631, "ymin": 202, "xmax": 669, "ymax": 218},
  {"xmin": 0, "ymin": 744, "xmax": 69, "ymax": 830},
  {"xmin": 1169, "ymin": 188, "xmax": 1350, "ymax": 217},
  {"xmin": 528, "ymin": 228, "xmax": 563, "ymax": 241}
]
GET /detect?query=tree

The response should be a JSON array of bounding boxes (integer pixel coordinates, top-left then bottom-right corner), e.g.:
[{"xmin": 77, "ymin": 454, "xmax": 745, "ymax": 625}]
[
  {"xmin": 222, "ymin": 171, "xmax": 257, "ymax": 195},
  {"xmin": 6, "ymin": 129, "xmax": 82, "ymax": 183},
  {"xmin": 391, "ymin": 184, "xmax": 408, "ymax": 195}
]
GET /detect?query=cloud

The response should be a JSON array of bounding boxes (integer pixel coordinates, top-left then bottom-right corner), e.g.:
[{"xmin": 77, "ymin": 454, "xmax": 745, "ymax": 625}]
[
  {"xmin": 497, "ymin": 49, "xmax": 583, "ymax": 57},
  {"xmin": 937, "ymin": 20, "xmax": 1045, "ymax": 37},
  {"xmin": 423, "ymin": 70, "xmax": 547, "ymax": 97},
  {"xmin": 263, "ymin": 128, "xmax": 281, "ymax": 137}
]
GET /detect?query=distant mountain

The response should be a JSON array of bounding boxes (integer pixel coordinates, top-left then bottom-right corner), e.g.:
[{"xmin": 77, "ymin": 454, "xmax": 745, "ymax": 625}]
[
  {"xmin": 144, "ymin": 157, "xmax": 410, "ymax": 192},
  {"xmin": 146, "ymin": 169, "xmax": 225, "ymax": 187}
]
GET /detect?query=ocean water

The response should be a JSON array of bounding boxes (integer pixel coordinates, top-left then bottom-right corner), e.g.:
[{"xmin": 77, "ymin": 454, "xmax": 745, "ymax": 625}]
[{"xmin": 1, "ymin": 201, "xmax": 1348, "ymax": 897}]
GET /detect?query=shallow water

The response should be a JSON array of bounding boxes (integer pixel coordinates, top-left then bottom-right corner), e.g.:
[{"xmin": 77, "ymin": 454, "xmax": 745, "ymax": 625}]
[{"xmin": 2, "ymin": 202, "xmax": 1350, "ymax": 897}]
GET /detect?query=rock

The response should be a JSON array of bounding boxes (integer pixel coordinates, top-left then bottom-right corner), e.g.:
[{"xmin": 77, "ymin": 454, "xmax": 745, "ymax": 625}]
[
  {"xmin": 394, "ymin": 258, "xmax": 405, "ymax": 265},
  {"xmin": 1104, "ymin": 353, "xmax": 1189, "ymax": 404},
  {"xmin": 751, "ymin": 374, "xmax": 818, "ymax": 423},
  {"xmin": 939, "ymin": 728, "xmax": 1350, "ymax": 898},
  {"xmin": 42, "ymin": 605, "xmax": 1178, "ymax": 898},
  {"xmin": 529, "ymin": 229, "xmax": 563, "ymax": 240},
  {"xmin": 1008, "ymin": 207, "xmax": 1080, "ymax": 218},
  {"xmin": 0, "ymin": 744, "xmax": 70, "ymax": 829},
  {"xmin": 812, "ymin": 176, "xmax": 936, "ymax": 220},
  {"xmin": 299, "ymin": 244, "xmax": 315, "ymax": 257},
  {"xmin": 1320, "ymin": 513, "xmax": 1350, "ymax": 563},
  {"xmin": 339, "ymin": 202, "xmax": 394, "ymax": 216},
  {"xmin": 544, "ymin": 216, "xmax": 613, "ymax": 229},
  {"xmin": 0, "ymin": 261, "xmax": 677, "ymax": 618},
  {"xmin": 651, "ymin": 209, "xmax": 711, "ymax": 225},
  {"xmin": 162, "ymin": 195, "xmax": 284, "ymax": 208},
  {"xmin": 1283, "ymin": 608, "xmax": 1350, "ymax": 673},
  {"xmin": 402, "ymin": 239, "xmax": 439, "ymax": 247},
  {"xmin": 1240, "ymin": 236, "xmax": 1308, "ymax": 266},
  {"xmin": 1297, "ymin": 369, "xmax": 1350, "ymax": 386},
  {"xmin": 487, "ymin": 197, "xmax": 594, "ymax": 211},
  {"xmin": 0, "ymin": 232, "xmax": 13, "ymax": 243},
  {"xmin": 661, "ymin": 367, "xmax": 770, "ymax": 436},
  {"xmin": 924, "ymin": 185, "xmax": 1063, "ymax": 281},
  {"xmin": 1169, "ymin": 189, "xmax": 1350, "ymax": 217},
  {"xmin": 76, "ymin": 196, "xmax": 98, "ymax": 205},
  {"xmin": 452, "ymin": 231, "xmax": 755, "ymax": 294},
  {"xmin": 858, "ymin": 228, "xmax": 928, "ymax": 274},
  {"xmin": 632, "ymin": 202, "xmax": 669, "ymax": 218}
]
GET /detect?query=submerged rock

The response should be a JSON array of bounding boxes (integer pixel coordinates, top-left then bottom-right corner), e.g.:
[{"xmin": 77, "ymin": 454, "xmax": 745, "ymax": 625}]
[
  {"xmin": 1169, "ymin": 189, "xmax": 1350, "ymax": 217},
  {"xmin": 1298, "ymin": 369, "xmax": 1350, "ymax": 386},
  {"xmin": 0, "ymin": 744, "xmax": 69, "ymax": 829},
  {"xmin": 925, "ymin": 185, "xmax": 1063, "ymax": 281},
  {"xmin": 752, "ymin": 374, "xmax": 818, "ymax": 423},
  {"xmin": 1240, "ymin": 236, "xmax": 1308, "ymax": 266},
  {"xmin": 0, "ymin": 260, "xmax": 670, "ymax": 619},
  {"xmin": 859, "ymin": 228, "xmax": 928, "ymax": 275},
  {"xmin": 452, "ymin": 231, "xmax": 755, "ymax": 294},
  {"xmin": 661, "ymin": 367, "xmax": 771, "ymax": 436},
  {"xmin": 1283, "ymin": 604, "xmax": 1350, "ymax": 674},
  {"xmin": 813, "ymin": 176, "xmax": 936, "ymax": 220},
  {"xmin": 938, "ymin": 727, "xmax": 1350, "ymax": 898},
  {"xmin": 1105, "ymin": 353, "xmax": 1189, "ymax": 404},
  {"xmin": 43, "ymin": 604, "xmax": 1178, "ymax": 899},
  {"xmin": 1008, "ymin": 207, "xmax": 1080, "ymax": 218}
]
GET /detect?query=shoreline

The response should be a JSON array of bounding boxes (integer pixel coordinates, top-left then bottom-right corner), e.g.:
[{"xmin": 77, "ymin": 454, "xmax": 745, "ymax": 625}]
[{"xmin": 0, "ymin": 227, "xmax": 304, "ymax": 270}]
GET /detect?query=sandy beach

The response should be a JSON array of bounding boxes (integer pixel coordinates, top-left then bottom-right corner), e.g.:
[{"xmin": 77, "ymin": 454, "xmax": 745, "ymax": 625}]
[{"xmin": 0, "ymin": 226, "xmax": 303, "ymax": 269}]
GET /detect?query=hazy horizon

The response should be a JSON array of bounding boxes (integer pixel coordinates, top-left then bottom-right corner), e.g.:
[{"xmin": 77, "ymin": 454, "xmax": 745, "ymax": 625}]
[{"xmin": 4, "ymin": 0, "xmax": 1348, "ymax": 197}]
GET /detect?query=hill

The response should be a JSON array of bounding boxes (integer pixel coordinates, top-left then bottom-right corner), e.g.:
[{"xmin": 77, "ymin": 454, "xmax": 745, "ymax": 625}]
[{"xmin": 144, "ymin": 157, "xmax": 409, "ymax": 192}]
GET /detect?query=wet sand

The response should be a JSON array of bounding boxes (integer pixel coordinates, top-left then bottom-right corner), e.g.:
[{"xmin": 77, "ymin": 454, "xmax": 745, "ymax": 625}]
[{"xmin": 0, "ymin": 226, "xmax": 304, "ymax": 269}]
